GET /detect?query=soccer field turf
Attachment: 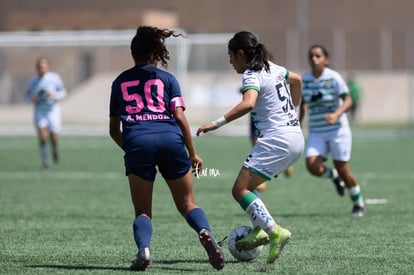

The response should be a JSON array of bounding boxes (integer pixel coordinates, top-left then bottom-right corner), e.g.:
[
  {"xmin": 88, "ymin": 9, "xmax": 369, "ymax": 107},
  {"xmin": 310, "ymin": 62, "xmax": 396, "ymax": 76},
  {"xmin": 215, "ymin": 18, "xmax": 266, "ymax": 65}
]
[{"xmin": 1, "ymin": 127, "xmax": 413, "ymax": 274}]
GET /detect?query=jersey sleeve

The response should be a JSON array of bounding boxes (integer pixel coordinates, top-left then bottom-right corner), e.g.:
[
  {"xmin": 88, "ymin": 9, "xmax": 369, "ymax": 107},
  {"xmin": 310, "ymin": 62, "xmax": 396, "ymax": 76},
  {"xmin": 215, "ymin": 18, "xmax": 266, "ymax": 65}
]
[
  {"xmin": 335, "ymin": 72, "xmax": 349, "ymax": 97},
  {"xmin": 109, "ymin": 81, "xmax": 121, "ymax": 117},
  {"xmin": 241, "ymin": 70, "xmax": 260, "ymax": 93},
  {"xmin": 50, "ymin": 74, "xmax": 67, "ymax": 100},
  {"xmin": 167, "ymin": 76, "xmax": 186, "ymax": 111}
]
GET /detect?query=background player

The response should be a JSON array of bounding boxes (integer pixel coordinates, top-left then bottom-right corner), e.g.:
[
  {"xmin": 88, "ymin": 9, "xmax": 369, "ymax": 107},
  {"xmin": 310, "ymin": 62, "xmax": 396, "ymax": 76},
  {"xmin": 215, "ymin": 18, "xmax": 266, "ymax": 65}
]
[
  {"xmin": 197, "ymin": 31, "xmax": 304, "ymax": 264},
  {"xmin": 24, "ymin": 57, "xmax": 67, "ymax": 169},
  {"xmin": 109, "ymin": 26, "xmax": 224, "ymax": 271},
  {"xmin": 347, "ymin": 73, "xmax": 362, "ymax": 123},
  {"xmin": 299, "ymin": 44, "xmax": 365, "ymax": 217}
]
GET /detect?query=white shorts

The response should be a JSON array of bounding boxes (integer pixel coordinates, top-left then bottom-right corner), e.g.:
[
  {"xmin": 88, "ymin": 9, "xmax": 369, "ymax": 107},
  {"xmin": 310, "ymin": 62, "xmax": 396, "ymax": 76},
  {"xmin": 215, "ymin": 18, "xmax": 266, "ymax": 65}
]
[
  {"xmin": 243, "ymin": 130, "xmax": 304, "ymax": 180},
  {"xmin": 34, "ymin": 106, "xmax": 61, "ymax": 133},
  {"xmin": 306, "ymin": 127, "xmax": 352, "ymax": 161}
]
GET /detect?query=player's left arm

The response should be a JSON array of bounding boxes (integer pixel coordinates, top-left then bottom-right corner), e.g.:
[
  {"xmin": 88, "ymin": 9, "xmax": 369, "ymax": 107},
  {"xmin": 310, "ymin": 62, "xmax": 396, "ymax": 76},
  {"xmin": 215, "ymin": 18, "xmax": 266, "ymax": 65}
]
[
  {"xmin": 325, "ymin": 75, "xmax": 353, "ymax": 124},
  {"xmin": 286, "ymin": 71, "xmax": 302, "ymax": 106},
  {"xmin": 324, "ymin": 94, "xmax": 353, "ymax": 124},
  {"xmin": 109, "ymin": 116, "xmax": 123, "ymax": 149},
  {"xmin": 48, "ymin": 74, "xmax": 67, "ymax": 100},
  {"xmin": 224, "ymin": 89, "xmax": 257, "ymax": 123}
]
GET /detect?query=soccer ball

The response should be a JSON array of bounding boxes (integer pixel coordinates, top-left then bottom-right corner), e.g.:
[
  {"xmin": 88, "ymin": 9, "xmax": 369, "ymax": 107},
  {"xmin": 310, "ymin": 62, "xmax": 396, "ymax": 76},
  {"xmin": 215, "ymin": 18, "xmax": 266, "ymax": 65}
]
[{"xmin": 228, "ymin": 225, "xmax": 263, "ymax": 261}]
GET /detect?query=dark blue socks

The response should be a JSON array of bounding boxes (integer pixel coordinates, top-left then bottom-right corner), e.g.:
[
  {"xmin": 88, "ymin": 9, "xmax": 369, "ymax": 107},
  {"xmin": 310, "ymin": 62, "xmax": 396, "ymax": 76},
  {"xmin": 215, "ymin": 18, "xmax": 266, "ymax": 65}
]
[
  {"xmin": 185, "ymin": 208, "xmax": 211, "ymax": 233},
  {"xmin": 133, "ymin": 216, "xmax": 152, "ymax": 251}
]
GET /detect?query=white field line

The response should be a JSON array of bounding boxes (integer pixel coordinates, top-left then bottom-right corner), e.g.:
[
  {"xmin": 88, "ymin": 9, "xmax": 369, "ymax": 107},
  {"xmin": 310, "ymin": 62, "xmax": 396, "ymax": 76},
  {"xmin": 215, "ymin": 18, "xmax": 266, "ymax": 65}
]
[{"xmin": 357, "ymin": 172, "xmax": 414, "ymax": 182}]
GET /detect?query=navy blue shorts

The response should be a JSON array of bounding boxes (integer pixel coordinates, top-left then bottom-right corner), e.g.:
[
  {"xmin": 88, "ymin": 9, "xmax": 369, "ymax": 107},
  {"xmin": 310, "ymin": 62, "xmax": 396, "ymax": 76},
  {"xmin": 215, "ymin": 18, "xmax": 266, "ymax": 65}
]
[{"xmin": 123, "ymin": 132, "xmax": 191, "ymax": 181}]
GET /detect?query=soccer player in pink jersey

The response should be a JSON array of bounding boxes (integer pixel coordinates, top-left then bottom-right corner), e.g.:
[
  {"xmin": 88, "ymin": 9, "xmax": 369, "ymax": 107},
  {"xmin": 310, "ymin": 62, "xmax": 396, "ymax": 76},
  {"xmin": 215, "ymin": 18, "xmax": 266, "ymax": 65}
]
[{"xmin": 109, "ymin": 26, "xmax": 224, "ymax": 271}]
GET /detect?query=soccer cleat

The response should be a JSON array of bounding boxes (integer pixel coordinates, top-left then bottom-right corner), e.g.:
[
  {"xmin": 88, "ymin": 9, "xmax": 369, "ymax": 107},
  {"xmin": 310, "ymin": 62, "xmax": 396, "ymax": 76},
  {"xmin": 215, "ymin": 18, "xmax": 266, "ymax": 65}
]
[
  {"xmin": 350, "ymin": 205, "xmax": 366, "ymax": 217},
  {"xmin": 199, "ymin": 229, "xmax": 225, "ymax": 270},
  {"xmin": 283, "ymin": 166, "xmax": 294, "ymax": 177},
  {"xmin": 235, "ymin": 226, "xmax": 269, "ymax": 250},
  {"xmin": 332, "ymin": 176, "xmax": 346, "ymax": 196},
  {"xmin": 267, "ymin": 226, "xmax": 292, "ymax": 264},
  {"xmin": 130, "ymin": 247, "xmax": 151, "ymax": 271},
  {"xmin": 42, "ymin": 160, "xmax": 50, "ymax": 170}
]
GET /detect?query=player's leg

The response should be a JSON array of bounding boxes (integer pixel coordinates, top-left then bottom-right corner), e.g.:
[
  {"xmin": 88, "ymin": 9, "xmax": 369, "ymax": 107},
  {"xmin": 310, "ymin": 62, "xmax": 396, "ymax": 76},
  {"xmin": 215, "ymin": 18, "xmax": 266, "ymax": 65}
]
[
  {"xmin": 305, "ymin": 133, "xmax": 329, "ymax": 176},
  {"xmin": 124, "ymin": 134, "xmax": 156, "ymax": 271},
  {"xmin": 165, "ymin": 170, "xmax": 224, "ymax": 270},
  {"xmin": 34, "ymin": 112, "xmax": 50, "ymax": 169},
  {"xmin": 50, "ymin": 132, "xmax": 59, "ymax": 164},
  {"xmin": 128, "ymin": 173, "xmax": 154, "ymax": 271},
  {"xmin": 158, "ymin": 133, "xmax": 208, "ymax": 225},
  {"xmin": 306, "ymin": 133, "xmax": 345, "ymax": 196},
  {"xmin": 165, "ymin": 169, "xmax": 202, "ymax": 223},
  {"xmin": 331, "ymin": 127, "xmax": 364, "ymax": 215},
  {"xmin": 234, "ymin": 133, "xmax": 303, "ymax": 263},
  {"xmin": 49, "ymin": 108, "xmax": 61, "ymax": 164},
  {"xmin": 232, "ymin": 167, "xmax": 291, "ymax": 263},
  {"xmin": 166, "ymin": 171, "xmax": 224, "ymax": 270},
  {"xmin": 232, "ymin": 166, "xmax": 275, "ymax": 238},
  {"xmin": 160, "ymin": 133, "xmax": 224, "ymax": 270},
  {"xmin": 37, "ymin": 126, "xmax": 50, "ymax": 169},
  {"xmin": 333, "ymin": 161, "xmax": 365, "ymax": 217},
  {"xmin": 249, "ymin": 117, "xmax": 268, "ymax": 192}
]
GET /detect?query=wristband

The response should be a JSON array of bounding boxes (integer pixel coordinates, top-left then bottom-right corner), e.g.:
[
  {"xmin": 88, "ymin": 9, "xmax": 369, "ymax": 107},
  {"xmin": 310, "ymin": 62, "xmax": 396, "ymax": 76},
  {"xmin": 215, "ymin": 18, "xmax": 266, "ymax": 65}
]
[{"xmin": 212, "ymin": 116, "xmax": 227, "ymax": 128}]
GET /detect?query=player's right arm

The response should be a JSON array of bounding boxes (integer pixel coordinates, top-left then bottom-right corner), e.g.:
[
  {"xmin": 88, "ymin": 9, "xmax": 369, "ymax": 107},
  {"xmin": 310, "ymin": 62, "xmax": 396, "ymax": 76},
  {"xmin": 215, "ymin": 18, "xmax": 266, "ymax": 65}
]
[
  {"xmin": 196, "ymin": 89, "xmax": 257, "ymax": 136},
  {"xmin": 24, "ymin": 78, "xmax": 38, "ymax": 103},
  {"xmin": 173, "ymin": 106, "xmax": 203, "ymax": 171}
]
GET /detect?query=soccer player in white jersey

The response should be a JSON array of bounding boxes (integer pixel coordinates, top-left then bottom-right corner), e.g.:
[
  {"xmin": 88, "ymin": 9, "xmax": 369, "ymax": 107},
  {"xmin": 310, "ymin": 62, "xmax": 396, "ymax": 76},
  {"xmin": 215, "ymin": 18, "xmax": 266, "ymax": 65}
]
[
  {"xmin": 24, "ymin": 57, "xmax": 67, "ymax": 169},
  {"xmin": 197, "ymin": 31, "xmax": 304, "ymax": 264},
  {"xmin": 299, "ymin": 45, "xmax": 365, "ymax": 217}
]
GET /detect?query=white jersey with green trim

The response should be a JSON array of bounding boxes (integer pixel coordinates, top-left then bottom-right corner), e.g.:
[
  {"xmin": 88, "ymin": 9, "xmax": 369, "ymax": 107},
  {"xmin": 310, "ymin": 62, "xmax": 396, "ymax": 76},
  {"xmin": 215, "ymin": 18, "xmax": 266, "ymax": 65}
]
[
  {"xmin": 24, "ymin": 72, "xmax": 67, "ymax": 113},
  {"xmin": 241, "ymin": 61, "xmax": 301, "ymax": 137},
  {"xmin": 302, "ymin": 67, "xmax": 350, "ymax": 133}
]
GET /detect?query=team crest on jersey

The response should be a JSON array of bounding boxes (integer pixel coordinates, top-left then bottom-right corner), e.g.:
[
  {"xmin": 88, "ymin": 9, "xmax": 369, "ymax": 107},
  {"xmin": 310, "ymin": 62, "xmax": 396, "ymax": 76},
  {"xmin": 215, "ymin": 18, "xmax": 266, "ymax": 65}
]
[{"xmin": 323, "ymin": 79, "xmax": 334, "ymax": 89}]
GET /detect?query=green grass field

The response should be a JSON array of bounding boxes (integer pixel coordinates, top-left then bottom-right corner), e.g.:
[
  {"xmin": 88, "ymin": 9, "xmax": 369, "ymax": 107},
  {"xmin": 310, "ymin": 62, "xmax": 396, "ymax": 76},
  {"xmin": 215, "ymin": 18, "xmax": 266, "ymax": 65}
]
[{"xmin": 1, "ymin": 127, "xmax": 414, "ymax": 274}]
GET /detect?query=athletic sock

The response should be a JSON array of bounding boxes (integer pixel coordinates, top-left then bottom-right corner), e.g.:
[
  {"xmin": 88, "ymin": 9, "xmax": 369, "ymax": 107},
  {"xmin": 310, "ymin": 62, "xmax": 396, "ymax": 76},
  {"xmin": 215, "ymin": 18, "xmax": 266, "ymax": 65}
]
[
  {"xmin": 133, "ymin": 216, "xmax": 152, "ymax": 251},
  {"xmin": 252, "ymin": 189, "xmax": 261, "ymax": 198},
  {"xmin": 52, "ymin": 142, "xmax": 59, "ymax": 163},
  {"xmin": 321, "ymin": 166, "xmax": 334, "ymax": 178},
  {"xmin": 185, "ymin": 207, "xmax": 211, "ymax": 233},
  {"xmin": 240, "ymin": 192, "xmax": 277, "ymax": 235},
  {"xmin": 347, "ymin": 185, "xmax": 365, "ymax": 207},
  {"xmin": 39, "ymin": 142, "xmax": 49, "ymax": 168}
]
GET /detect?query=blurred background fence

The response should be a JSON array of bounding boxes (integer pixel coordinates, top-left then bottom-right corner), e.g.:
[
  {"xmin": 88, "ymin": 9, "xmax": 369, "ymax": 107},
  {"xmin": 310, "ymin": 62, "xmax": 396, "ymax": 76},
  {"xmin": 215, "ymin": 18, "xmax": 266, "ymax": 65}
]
[
  {"xmin": 1, "ymin": 29, "xmax": 413, "ymax": 128},
  {"xmin": 1, "ymin": 0, "xmax": 414, "ymax": 135}
]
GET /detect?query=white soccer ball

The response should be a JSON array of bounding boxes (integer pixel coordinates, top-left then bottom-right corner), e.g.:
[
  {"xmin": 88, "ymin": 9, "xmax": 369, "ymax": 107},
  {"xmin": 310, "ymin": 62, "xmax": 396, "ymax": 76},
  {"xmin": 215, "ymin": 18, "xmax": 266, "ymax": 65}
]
[{"xmin": 228, "ymin": 225, "xmax": 264, "ymax": 261}]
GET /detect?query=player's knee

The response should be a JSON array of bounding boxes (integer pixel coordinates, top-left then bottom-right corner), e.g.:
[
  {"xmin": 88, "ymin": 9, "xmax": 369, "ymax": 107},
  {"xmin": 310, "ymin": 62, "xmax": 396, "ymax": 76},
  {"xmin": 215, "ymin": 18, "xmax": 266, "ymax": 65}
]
[
  {"xmin": 176, "ymin": 201, "xmax": 197, "ymax": 217},
  {"xmin": 306, "ymin": 163, "xmax": 321, "ymax": 176}
]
